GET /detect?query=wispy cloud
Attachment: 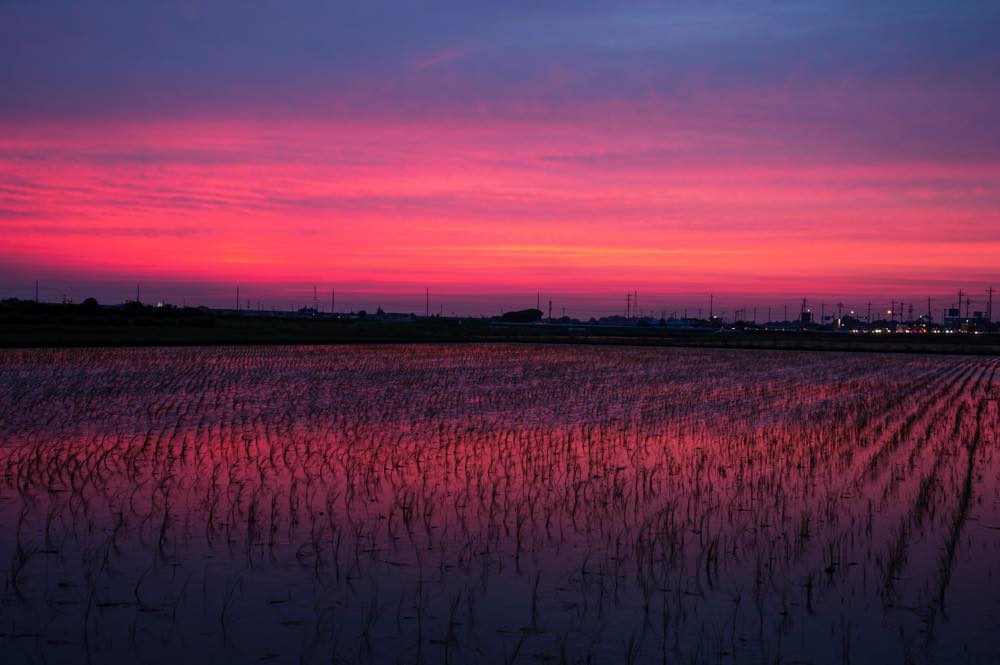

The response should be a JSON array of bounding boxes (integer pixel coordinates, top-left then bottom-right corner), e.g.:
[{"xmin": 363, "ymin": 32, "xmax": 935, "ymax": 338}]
[
  {"xmin": 0, "ymin": 222, "xmax": 207, "ymax": 238},
  {"xmin": 414, "ymin": 47, "xmax": 471, "ymax": 70}
]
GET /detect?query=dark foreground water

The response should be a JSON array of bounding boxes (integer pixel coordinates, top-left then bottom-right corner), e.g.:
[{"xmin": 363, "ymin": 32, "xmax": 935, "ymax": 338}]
[{"xmin": 0, "ymin": 345, "xmax": 998, "ymax": 664}]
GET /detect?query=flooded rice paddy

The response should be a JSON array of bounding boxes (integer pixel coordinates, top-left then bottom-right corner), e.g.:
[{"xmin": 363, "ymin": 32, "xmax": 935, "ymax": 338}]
[{"xmin": 0, "ymin": 344, "xmax": 998, "ymax": 664}]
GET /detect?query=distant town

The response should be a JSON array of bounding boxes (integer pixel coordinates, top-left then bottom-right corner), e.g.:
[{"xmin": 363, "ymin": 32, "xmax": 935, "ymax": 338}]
[{"xmin": 2, "ymin": 286, "xmax": 995, "ymax": 336}]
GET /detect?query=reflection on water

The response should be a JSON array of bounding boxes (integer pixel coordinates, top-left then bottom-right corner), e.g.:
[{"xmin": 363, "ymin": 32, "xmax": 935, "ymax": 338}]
[{"xmin": 0, "ymin": 345, "xmax": 998, "ymax": 664}]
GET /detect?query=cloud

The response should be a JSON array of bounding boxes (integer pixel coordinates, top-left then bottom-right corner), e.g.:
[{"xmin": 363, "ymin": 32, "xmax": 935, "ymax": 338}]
[
  {"xmin": 0, "ymin": 223, "xmax": 207, "ymax": 238},
  {"xmin": 414, "ymin": 47, "xmax": 472, "ymax": 70}
]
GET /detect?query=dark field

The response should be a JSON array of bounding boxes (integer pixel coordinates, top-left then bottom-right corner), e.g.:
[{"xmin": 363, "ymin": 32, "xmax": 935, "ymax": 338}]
[
  {"xmin": 2, "ymin": 303, "xmax": 999, "ymax": 355},
  {"xmin": 0, "ymin": 345, "xmax": 998, "ymax": 664}
]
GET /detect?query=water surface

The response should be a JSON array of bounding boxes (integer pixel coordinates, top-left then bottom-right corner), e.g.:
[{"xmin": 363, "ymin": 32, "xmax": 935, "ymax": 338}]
[{"xmin": 1, "ymin": 345, "xmax": 998, "ymax": 664}]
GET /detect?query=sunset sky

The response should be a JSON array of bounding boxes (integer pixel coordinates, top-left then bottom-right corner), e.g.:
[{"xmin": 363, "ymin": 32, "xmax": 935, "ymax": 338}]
[{"xmin": 2, "ymin": 1, "xmax": 999, "ymax": 316}]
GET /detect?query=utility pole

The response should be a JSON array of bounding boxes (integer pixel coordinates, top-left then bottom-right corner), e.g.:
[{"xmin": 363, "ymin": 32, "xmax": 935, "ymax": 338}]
[
  {"xmin": 136, "ymin": 284, "xmax": 140, "ymax": 304},
  {"xmin": 626, "ymin": 292, "xmax": 631, "ymax": 319},
  {"xmin": 709, "ymin": 294, "xmax": 714, "ymax": 320},
  {"xmin": 988, "ymin": 286, "xmax": 994, "ymax": 327},
  {"xmin": 548, "ymin": 299, "xmax": 552, "ymax": 322},
  {"xmin": 927, "ymin": 296, "xmax": 932, "ymax": 322},
  {"xmin": 313, "ymin": 285, "xmax": 318, "ymax": 311},
  {"xmin": 331, "ymin": 288, "xmax": 335, "ymax": 314},
  {"xmin": 867, "ymin": 301, "xmax": 872, "ymax": 324},
  {"xmin": 425, "ymin": 288, "xmax": 430, "ymax": 318},
  {"xmin": 536, "ymin": 292, "xmax": 540, "ymax": 312},
  {"xmin": 957, "ymin": 289, "xmax": 965, "ymax": 318}
]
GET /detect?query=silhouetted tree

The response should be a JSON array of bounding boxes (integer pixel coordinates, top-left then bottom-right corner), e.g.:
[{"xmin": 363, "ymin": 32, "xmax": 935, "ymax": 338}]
[{"xmin": 499, "ymin": 308, "xmax": 543, "ymax": 323}]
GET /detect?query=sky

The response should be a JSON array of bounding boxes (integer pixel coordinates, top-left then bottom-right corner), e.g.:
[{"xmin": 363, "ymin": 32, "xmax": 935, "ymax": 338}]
[{"xmin": 2, "ymin": 1, "xmax": 999, "ymax": 317}]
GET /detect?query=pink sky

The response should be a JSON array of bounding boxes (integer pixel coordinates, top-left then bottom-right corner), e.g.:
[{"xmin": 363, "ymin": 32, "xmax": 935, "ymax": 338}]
[{"xmin": 1, "ymin": 2, "xmax": 998, "ymax": 316}]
